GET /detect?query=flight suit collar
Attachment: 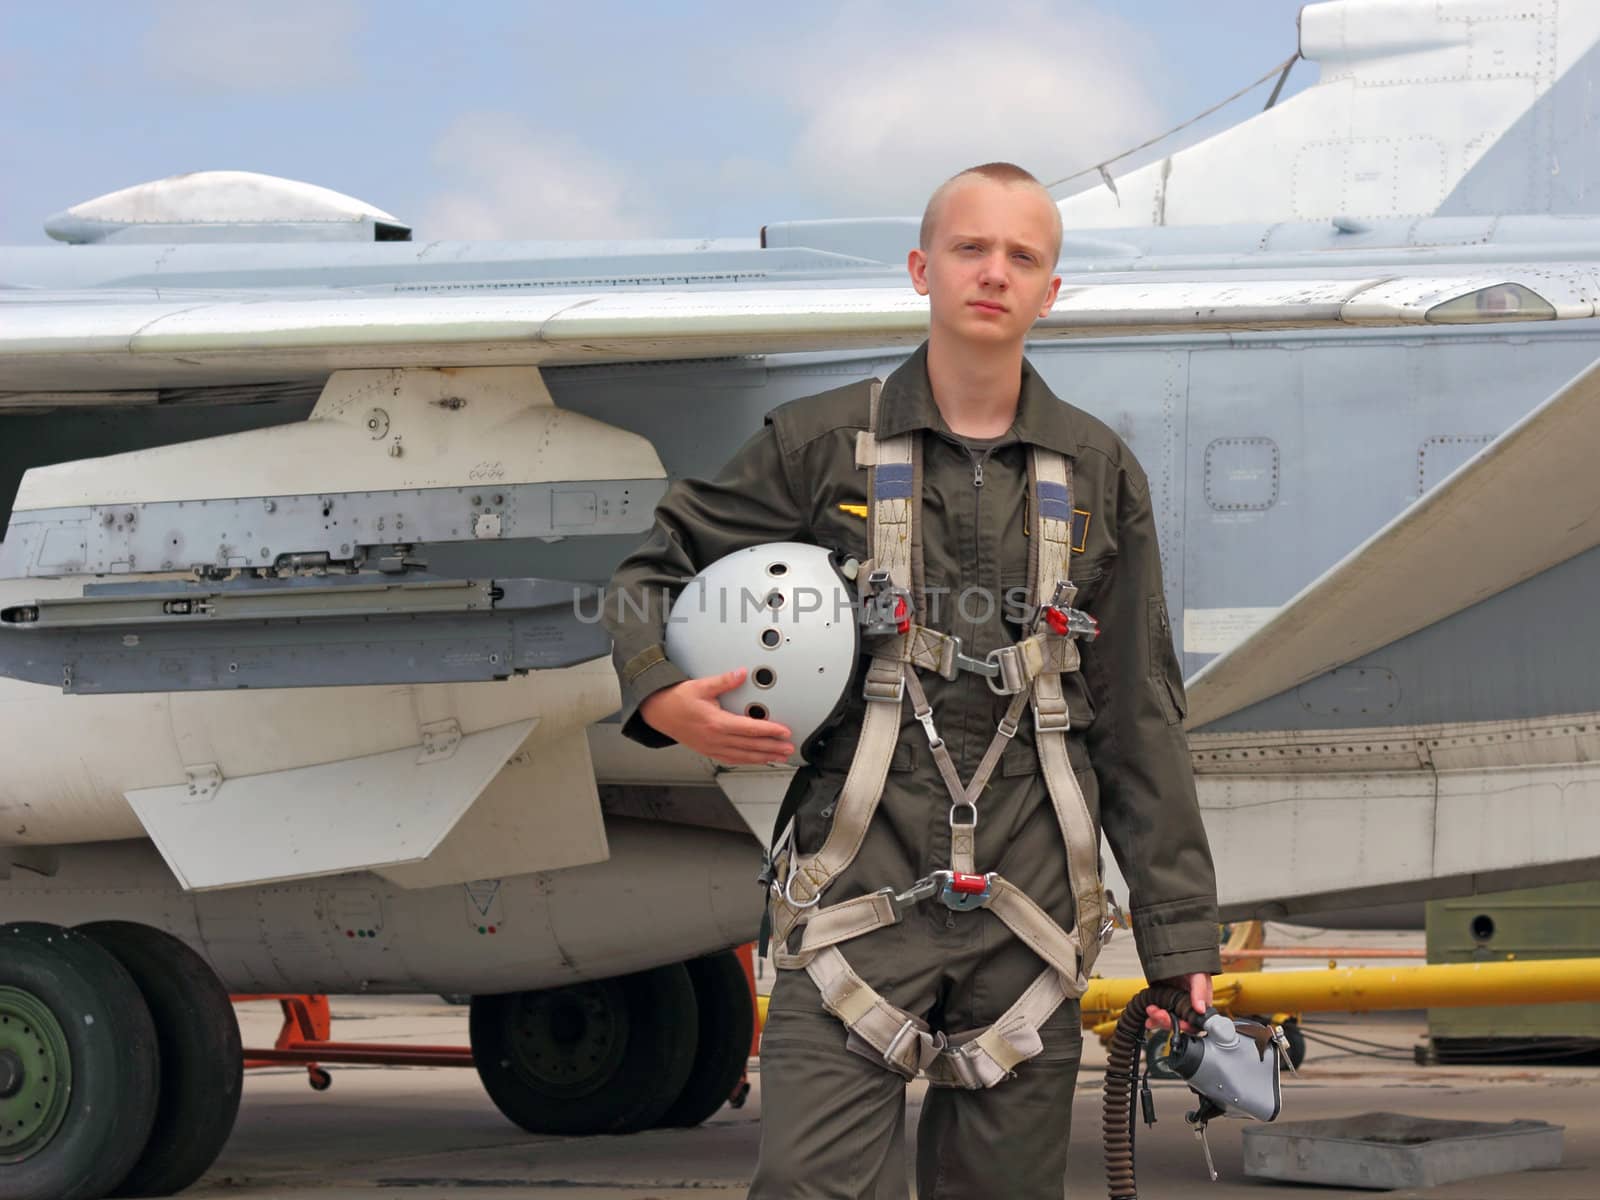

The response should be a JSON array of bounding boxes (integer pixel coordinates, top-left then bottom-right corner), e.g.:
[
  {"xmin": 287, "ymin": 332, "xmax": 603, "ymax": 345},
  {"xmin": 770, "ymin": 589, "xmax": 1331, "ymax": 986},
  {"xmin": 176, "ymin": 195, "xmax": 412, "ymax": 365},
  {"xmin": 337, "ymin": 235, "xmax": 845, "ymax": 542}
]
[{"xmin": 877, "ymin": 340, "xmax": 1080, "ymax": 456}]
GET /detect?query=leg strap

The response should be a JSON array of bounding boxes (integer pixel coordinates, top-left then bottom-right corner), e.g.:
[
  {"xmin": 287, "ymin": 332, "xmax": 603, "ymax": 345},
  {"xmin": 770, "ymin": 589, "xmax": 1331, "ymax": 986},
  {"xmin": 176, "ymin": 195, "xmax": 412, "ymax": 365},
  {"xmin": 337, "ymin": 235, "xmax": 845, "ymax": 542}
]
[
  {"xmin": 808, "ymin": 946, "xmax": 1075, "ymax": 1089},
  {"xmin": 807, "ymin": 947, "xmax": 948, "ymax": 1079},
  {"xmin": 926, "ymin": 968, "xmax": 1069, "ymax": 1089}
]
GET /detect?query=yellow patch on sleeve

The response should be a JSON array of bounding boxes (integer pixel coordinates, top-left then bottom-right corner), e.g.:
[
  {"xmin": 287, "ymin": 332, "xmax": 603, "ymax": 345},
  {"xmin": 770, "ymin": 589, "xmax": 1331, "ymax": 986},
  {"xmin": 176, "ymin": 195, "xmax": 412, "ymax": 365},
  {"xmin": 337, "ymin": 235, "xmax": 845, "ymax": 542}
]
[{"xmin": 837, "ymin": 502, "xmax": 868, "ymax": 519}]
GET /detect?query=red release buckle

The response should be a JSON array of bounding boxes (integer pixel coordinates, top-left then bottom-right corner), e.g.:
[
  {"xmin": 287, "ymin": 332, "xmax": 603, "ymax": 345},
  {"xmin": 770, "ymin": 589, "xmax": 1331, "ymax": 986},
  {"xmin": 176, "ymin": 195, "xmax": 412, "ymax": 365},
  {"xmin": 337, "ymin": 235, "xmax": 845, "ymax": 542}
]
[
  {"xmin": 1043, "ymin": 606, "xmax": 1069, "ymax": 636},
  {"xmin": 947, "ymin": 872, "xmax": 988, "ymax": 895},
  {"xmin": 894, "ymin": 594, "xmax": 910, "ymax": 634}
]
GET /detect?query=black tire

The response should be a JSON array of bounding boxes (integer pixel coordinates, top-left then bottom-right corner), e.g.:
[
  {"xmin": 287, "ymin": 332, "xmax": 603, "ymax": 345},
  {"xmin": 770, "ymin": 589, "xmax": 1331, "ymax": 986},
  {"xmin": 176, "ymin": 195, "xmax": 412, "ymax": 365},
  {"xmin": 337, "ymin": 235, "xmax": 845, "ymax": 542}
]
[
  {"xmin": 656, "ymin": 951, "xmax": 755, "ymax": 1128},
  {"xmin": 470, "ymin": 962, "xmax": 698, "ymax": 1136},
  {"xmin": 0, "ymin": 922, "xmax": 159, "ymax": 1200},
  {"xmin": 1281, "ymin": 1017, "xmax": 1307, "ymax": 1070},
  {"xmin": 77, "ymin": 922, "xmax": 242, "ymax": 1198}
]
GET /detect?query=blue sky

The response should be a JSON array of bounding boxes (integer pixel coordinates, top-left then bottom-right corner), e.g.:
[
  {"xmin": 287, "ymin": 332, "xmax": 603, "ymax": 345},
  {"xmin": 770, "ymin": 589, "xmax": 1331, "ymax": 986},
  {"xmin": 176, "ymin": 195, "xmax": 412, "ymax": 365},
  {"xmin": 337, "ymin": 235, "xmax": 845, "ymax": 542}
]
[{"xmin": 0, "ymin": 1, "xmax": 1313, "ymax": 245}]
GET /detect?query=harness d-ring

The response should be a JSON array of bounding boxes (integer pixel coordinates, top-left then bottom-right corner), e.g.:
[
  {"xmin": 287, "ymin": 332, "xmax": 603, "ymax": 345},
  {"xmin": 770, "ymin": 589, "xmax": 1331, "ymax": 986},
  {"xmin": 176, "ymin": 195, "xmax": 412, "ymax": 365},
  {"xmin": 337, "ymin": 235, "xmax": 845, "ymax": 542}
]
[{"xmin": 783, "ymin": 870, "xmax": 824, "ymax": 910}]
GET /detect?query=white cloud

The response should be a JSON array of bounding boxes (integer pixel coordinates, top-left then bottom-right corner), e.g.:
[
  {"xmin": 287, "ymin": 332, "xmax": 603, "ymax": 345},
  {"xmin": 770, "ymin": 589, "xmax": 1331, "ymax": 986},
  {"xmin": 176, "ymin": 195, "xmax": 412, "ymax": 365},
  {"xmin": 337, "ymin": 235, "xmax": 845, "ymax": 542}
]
[
  {"xmin": 141, "ymin": 0, "xmax": 364, "ymax": 92},
  {"xmin": 759, "ymin": 1, "xmax": 1162, "ymax": 216},
  {"xmin": 419, "ymin": 115, "xmax": 657, "ymax": 241}
]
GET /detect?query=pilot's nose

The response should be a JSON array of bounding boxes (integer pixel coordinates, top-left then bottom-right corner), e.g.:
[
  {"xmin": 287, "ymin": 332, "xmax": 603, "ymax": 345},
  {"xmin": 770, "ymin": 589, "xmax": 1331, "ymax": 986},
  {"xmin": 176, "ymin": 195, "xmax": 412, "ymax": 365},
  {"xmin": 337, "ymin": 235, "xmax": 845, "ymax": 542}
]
[{"xmin": 977, "ymin": 251, "xmax": 1009, "ymax": 288}]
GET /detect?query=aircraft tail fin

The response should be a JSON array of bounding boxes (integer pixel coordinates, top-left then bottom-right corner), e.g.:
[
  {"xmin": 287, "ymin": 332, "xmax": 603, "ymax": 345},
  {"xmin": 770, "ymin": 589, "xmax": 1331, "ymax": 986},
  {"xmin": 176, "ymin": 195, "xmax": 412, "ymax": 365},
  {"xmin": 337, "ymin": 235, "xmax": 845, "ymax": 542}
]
[{"xmin": 1059, "ymin": 0, "xmax": 1600, "ymax": 228}]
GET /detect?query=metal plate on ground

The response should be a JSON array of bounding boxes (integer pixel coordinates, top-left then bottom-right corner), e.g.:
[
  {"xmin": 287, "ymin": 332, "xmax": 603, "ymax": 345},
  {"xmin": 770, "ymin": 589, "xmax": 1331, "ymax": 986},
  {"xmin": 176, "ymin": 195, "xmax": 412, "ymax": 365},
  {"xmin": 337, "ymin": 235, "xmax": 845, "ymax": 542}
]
[{"xmin": 1243, "ymin": 1111, "xmax": 1563, "ymax": 1190}]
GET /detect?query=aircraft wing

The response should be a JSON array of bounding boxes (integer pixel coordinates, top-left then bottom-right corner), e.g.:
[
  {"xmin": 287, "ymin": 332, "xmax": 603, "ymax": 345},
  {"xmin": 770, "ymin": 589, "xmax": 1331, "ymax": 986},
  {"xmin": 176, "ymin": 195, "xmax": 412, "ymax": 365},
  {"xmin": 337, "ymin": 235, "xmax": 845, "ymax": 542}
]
[
  {"xmin": 2, "ymin": 268, "xmax": 1592, "ymax": 395},
  {"xmin": 1185, "ymin": 352, "xmax": 1600, "ymax": 729}
]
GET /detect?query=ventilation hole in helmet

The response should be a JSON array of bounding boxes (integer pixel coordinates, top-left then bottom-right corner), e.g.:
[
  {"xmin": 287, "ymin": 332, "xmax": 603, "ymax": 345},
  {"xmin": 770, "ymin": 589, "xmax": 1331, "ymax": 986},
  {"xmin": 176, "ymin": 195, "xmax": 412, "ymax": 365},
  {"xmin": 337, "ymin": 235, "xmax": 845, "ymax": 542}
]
[
  {"xmin": 766, "ymin": 590, "xmax": 785, "ymax": 609},
  {"xmin": 760, "ymin": 628, "xmax": 782, "ymax": 649},
  {"xmin": 767, "ymin": 561, "xmax": 789, "ymax": 577},
  {"xmin": 746, "ymin": 703, "xmax": 769, "ymax": 720},
  {"xmin": 753, "ymin": 667, "xmax": 777, "ymax": 688}
]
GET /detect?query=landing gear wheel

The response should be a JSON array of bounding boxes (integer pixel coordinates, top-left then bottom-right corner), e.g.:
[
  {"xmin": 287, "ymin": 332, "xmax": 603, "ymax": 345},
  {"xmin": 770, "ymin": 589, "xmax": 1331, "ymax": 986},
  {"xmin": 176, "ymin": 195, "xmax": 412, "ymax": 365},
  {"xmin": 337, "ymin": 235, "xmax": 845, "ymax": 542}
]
[
  {"xmin": 656, "ymin": 951, "xmax": 755, "ymax": 1128},
  {"xmin": 1281, "ymin": 1017, "xmax": 1307, "ymax": 1069},
  {"xmin": 470, "ymin": 962, "xmax": 698, "ymax": 1136},
  {"xmin": 77, "ymin": 922, "xmax": 243, "ymax": 1198},
  {"xmin": 0, "ymin": 922, "xmax": 159, "ymax": 1200}
]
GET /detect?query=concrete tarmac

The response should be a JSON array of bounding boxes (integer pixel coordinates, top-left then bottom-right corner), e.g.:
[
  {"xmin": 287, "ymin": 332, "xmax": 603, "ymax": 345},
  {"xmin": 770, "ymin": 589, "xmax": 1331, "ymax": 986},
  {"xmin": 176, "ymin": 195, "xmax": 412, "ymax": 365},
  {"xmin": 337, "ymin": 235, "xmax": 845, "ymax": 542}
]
[{"xmin": 197, "ymin": 990, "xmax": 1599, "ymax": 1199}]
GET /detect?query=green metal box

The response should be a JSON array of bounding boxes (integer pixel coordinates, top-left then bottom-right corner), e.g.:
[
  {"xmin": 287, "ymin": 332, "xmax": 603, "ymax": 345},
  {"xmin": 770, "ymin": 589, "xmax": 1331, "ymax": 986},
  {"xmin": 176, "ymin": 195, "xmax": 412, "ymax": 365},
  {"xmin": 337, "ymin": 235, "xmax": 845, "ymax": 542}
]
[{"xmin": 1426, "ymin": 882, "xmax": 1600, "ymax": 1042}]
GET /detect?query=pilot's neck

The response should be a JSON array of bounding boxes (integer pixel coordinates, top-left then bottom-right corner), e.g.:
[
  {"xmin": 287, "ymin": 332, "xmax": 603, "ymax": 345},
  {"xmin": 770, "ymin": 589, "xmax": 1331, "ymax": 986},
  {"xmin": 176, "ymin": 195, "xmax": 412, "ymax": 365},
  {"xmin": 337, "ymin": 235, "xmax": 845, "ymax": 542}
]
[{"xmin": 925, "ymin": 332, "xmax": 1024, "ymax": 440}]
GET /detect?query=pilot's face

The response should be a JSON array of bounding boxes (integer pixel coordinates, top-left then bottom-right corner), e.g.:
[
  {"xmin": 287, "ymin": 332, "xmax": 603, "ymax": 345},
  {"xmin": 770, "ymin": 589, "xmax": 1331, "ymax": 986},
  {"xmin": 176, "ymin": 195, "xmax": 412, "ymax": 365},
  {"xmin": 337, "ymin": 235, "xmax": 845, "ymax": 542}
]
[{"xmin": 909, "ymin": 178, "xmax": 1062, "ymax": 347}]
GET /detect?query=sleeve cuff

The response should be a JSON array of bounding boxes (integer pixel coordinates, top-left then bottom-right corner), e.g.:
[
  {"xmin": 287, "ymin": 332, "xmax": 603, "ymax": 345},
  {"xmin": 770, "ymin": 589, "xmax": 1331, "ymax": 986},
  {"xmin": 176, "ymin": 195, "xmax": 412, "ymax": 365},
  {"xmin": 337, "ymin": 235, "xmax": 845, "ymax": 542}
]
[
  {"xmin": 617, "ymin": 652, "xmax": 691, "ymax": 749},
  {"xmin": 1129, "ymin": 909, "xmax": 1223, "ymax": 982},
  {"xmin": 1140, "ymin": 945, "xmax": 1224, "ymax": 984}
]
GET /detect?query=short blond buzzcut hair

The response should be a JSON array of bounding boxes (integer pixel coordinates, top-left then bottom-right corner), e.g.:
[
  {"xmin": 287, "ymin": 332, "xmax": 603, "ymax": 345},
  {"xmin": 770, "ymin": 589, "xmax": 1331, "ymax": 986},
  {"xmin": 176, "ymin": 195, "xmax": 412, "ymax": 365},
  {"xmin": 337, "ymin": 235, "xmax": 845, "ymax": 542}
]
[{"xmin": 919, "ymin": 162, "xmax": 1063, "ymax": 263}]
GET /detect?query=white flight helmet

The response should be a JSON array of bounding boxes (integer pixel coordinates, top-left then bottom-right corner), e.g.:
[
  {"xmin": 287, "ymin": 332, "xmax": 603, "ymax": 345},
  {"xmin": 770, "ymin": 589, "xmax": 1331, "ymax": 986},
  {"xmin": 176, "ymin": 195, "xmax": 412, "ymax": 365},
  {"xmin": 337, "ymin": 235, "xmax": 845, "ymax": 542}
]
[{"xmin": 665, "ymin": 541, "xmax": 859, "ymax": 761}]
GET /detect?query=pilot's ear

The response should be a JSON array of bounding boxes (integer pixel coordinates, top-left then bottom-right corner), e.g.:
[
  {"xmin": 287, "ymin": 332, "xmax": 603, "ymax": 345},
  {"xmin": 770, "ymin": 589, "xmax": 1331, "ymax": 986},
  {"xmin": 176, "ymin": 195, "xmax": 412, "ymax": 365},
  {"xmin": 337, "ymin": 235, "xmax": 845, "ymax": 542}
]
[
  {"xmin": 1037, "ymin": 272, "xmax": 1062, "ymax": 317},
  {"xmin": 907, "ymin": 248, "xmax": 930, "ymax": 295}
]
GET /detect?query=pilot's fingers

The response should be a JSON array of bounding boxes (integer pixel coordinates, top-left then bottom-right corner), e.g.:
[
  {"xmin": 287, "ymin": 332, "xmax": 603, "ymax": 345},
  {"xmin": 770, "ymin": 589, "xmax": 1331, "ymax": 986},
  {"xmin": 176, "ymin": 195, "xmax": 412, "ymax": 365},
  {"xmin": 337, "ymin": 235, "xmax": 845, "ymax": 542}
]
[
  {"xmin": 708, "ymin": 737, "xmax": 796, "ymax": 766},
  {"xmin": 712, "ymin": 711, "xmax": 793, "ymax": 741},
  {"xmin": 1145, "ymin": 1006, "xmax": 1202, "ymax": 1035},
  {"xmin": 694, "ymin": 667, "xmax": 749, "ymax": 697}
]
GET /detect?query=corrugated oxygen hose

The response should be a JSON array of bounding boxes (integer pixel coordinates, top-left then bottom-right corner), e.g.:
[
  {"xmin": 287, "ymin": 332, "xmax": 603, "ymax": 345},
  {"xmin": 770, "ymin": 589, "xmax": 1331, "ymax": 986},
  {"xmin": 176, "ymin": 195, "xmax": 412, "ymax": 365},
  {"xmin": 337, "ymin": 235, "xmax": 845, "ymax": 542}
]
[{"xmin": 1102, "ymin": 983, "xmax": 1199, "ymax": 1200}]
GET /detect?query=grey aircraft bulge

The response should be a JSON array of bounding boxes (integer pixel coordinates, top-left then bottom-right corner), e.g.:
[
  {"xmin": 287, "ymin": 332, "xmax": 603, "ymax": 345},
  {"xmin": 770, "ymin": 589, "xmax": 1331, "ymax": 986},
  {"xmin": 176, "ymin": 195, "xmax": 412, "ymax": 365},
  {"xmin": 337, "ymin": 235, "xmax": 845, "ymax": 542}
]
[{"xmin": 3, "ymin": 1, "xmax": 1600, "ymax": 1193}]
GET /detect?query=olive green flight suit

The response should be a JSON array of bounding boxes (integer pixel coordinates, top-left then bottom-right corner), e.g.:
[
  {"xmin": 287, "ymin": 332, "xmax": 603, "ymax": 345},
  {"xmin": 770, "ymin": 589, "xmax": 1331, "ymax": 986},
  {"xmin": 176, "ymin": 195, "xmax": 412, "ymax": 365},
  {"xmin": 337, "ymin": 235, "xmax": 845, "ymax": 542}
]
[{"xmin": 604, "ymin": 342, "xmax": 1221, "ymax": 1198}]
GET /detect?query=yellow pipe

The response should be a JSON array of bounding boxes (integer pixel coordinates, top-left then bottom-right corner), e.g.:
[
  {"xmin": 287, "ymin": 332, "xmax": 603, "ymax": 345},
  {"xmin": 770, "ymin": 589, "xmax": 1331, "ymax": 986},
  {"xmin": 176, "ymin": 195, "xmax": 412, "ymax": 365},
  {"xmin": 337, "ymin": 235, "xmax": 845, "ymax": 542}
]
[
  {"xmin": 755, "ymin": 957, "xmax": 1600, "ymax": 1040},
  {"xmin": 1082, "ymin": 956, "xmax": 1600, "ymax": 1020}
]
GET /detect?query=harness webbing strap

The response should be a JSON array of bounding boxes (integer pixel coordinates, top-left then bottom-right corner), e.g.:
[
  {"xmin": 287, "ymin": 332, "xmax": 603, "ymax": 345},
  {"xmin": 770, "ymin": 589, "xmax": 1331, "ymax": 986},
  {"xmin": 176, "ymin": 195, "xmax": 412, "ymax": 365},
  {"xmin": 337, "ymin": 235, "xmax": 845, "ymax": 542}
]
[
  {"xmin": 766, "ymin": 379, "xmax": 1110, "ymax": 1090},
  {"xmin": 903, "ymin": 668, "xmax": 1032, "ymax": 875},
  {"xmin": 772, "ymin": 890, "xmax": 901, "ymax": 969},
  {"xmin": 1028, "ymin": 447, "xmax": 1109, "ymax": 978},
  {"xmin": 809, "ymin": 945, "xmax": 947, "ymax": 1079},
  {"xmin": 931, "ymin": 968, "xmax": 1069, "ymax": 1088},
  {"xmin": 767, "ymin": 382, "xmax": 910, "ymax": 946}
]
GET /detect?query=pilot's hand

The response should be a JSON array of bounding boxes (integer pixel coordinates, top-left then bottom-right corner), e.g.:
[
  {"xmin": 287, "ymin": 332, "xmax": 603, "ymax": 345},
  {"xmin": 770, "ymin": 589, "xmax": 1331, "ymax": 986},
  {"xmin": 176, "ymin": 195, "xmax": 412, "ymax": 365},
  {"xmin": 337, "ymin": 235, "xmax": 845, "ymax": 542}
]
[
  {"xmin": 1144, "ymin": 972, "xmax": 1213, "ymax": 1035},
  {"xmin": 639, "ymin": 667, "xmax": 795, "ymax": 766}
]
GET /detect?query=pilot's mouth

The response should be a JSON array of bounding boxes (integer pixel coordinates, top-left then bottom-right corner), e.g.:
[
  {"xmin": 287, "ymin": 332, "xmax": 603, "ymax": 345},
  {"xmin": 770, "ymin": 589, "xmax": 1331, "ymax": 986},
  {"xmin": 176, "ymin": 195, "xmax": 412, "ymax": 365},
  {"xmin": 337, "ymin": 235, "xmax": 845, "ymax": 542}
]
[{"xmin": 969, "ymin": 300, "xmax": 1007, "ymax": 313}]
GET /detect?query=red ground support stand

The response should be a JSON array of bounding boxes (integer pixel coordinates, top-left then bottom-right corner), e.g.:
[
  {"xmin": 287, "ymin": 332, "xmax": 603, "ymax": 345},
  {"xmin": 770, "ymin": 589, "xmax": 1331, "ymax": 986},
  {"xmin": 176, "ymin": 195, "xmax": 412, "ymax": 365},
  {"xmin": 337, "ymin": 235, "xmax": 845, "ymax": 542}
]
[{"xmin": 231, "ymin": 993, "xmax": 474, "ymax": 1091}]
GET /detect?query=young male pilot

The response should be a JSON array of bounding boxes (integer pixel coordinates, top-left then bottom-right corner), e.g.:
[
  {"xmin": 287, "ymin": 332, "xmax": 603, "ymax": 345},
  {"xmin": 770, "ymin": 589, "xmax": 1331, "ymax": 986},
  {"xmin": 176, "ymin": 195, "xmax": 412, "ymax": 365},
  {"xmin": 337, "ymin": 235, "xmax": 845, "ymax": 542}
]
[{"xmin": 605, "ymin": 163, "xmax": 1220, "ymax": 1198}]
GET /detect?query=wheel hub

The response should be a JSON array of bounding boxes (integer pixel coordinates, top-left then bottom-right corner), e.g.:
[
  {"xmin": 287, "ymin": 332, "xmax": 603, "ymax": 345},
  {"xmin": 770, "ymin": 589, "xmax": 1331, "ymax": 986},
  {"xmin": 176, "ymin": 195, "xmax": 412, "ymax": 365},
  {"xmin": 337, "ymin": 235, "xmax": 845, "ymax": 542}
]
[
  {"xmin": 0, "ymin": 1049, "xmax": 21, "ymax": 1098},
  {"xmin": 0, "ymin": 986, "xmax": 72, "ymax": 1162},
  {"xmin": 508, "ymin": 980, "xmax": 629, "ymax": 1097}
]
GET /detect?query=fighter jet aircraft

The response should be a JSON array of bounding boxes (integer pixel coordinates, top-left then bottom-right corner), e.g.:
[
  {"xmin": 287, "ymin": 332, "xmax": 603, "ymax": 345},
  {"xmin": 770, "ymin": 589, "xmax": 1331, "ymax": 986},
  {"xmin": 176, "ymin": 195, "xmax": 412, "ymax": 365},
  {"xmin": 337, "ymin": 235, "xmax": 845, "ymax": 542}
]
[{"xmin": 5, "ymin": 0, "xmax": 1600, "ymax": 1196}]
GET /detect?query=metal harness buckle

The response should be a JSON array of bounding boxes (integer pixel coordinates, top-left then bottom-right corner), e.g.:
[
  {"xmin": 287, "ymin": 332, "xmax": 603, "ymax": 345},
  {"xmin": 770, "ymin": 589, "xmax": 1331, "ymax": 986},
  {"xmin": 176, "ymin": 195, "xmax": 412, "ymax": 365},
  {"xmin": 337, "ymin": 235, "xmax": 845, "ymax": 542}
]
[
  {"xmin": 883, "ymin": 1018, "xmax": 922, "ymax": 1072},
  {"xmin": 881, "ymin": 874, "xmax": 941, "ymax": 920},
  {"xmin": 861, "ymin": 569, "xmax": 914, "ymax": 637},
  {"xmin": 881, "ymin": 869, "xmax": 996, "ymax": 917},
  {"xmin": 1033, "ymin": 580, "xmax": 1100, "ymax": 643},
  {"xmin": 939, "ymin": 870, "xmax": 996, "ymax": 912}
]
